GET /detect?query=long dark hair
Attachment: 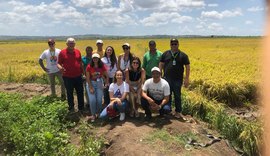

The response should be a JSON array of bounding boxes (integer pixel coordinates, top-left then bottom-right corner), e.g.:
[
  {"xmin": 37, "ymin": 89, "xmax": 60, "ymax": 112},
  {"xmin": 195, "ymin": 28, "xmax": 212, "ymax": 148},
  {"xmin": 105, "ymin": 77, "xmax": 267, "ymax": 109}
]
[
  {"xmin": 128, "ymin": 52, "xmax": 133, "ymax": 63},
  {"xmin": 90, "ymin": 57, "xmax": 103, "ymax": 68},
  {"xmin": 104, "ymin": 46, "xmax": 117, "ymax": 68},
  {"xmin": 129, "ymin": 56, "xmax": 141, "ymax": 71}
]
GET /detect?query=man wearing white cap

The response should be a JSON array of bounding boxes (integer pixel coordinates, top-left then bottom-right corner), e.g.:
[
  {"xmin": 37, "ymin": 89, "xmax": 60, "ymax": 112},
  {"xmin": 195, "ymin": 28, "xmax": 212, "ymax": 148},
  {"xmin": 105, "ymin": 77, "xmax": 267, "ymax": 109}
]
[
  {"xmin": 93, "ymin": 39, "xmax": 104, "ymax": 57},
  {"xmin": 141, "ymin": 67, "xmax": 171, "ymax": 120}
]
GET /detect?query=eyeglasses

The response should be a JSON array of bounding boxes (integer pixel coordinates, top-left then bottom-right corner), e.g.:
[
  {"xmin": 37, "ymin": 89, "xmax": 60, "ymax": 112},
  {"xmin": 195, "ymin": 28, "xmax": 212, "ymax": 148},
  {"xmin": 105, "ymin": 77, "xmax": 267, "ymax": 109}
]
[
  {"xmin": 171, "ymin": 43, "xmax": 178, "ymax": 46},
  {"xmin": 123, "ymin": 47, "xmax": 129, "ymax": 50},
  {"xmin": 132, "ymin": 62, "xmax": 139, "ymax": 64}
]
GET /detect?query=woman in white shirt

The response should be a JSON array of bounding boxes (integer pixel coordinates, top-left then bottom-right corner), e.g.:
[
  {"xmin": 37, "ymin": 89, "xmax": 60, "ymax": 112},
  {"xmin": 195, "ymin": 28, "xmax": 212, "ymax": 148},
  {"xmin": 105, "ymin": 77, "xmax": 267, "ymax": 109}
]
[
  {"xmin": 101, "ymin": 46, "xmax": 118, "ymax": 106},
  {"xmin": 99, "ymin": 70, "xmax": 129, "ymax": 121},
  {"xmin": 117, "ymin": 43, "xmax": 134, "ymax": 78}
]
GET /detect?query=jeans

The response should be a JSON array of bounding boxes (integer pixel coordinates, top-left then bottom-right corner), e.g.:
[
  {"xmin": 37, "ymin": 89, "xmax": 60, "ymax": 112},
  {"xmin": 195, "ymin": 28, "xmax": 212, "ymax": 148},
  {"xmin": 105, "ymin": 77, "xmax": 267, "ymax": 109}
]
[
  {"xmin": 165, "ymin": 78, "xmax": 183, "ymax": 113},
  {"xmin": 83, "ymin": 80, "xmax": 90, "ymax": 105},
  {"xmin": 86, "ymin": 80, "xmax": 104, "ymax": 115},
  {"xmin": 48, "ymin": 71, "xmax": 65, "ymax": 96},
  {"xmin": 63, "ymin": 76, "xmax": 84, "ymax": 111},
  {"xmin": 141, "ymin": 96, "xmax": 171, "ymax": 117},
  {"xmin": 103, "ymin": 78, "xmax": 113, "ymax": 106},
  {"xmin": 100, "ymin": 99, "xmax": 128, "ymax": 119}
]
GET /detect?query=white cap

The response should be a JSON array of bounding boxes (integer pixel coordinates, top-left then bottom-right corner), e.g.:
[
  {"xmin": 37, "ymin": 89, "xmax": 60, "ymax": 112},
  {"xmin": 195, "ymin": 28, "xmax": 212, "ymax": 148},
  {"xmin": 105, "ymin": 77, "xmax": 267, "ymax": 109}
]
[
  {"xmin": 122, "ymin": 43, "xmax": 130, "ymax": 47},
  {"xmin": 96, "ymin": 39, "xmax": 103, "ymax": 44},
  {"xmin": 92, "ymin": 53, "xmax": 100, "ymax": 58},
  {"xmin": 66, "ymin": 37, "xmax": 75, "ymax": 43},
  {"xmin": 151, "ymin": 67, "xmax": 160, "ymax": 73}
]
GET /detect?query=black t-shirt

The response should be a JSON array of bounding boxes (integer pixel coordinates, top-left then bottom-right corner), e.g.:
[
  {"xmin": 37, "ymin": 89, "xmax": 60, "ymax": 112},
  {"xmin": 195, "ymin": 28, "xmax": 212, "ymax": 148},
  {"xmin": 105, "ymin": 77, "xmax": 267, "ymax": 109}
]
[{"xmin": 160, "ymin": 50, "xmax": 190, "ymax": 80}]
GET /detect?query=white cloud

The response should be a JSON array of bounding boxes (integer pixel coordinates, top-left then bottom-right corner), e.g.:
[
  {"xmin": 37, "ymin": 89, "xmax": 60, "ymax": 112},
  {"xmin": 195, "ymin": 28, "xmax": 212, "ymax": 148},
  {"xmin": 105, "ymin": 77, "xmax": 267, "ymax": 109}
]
[
  {"xmin": 140, "ymin": 12, "xmax": 192, "ymax": 26},
  {"xmin": 71, "ymin": 0, "xmax": 113, "ymax": 8},
  {"xmin": 0, "ymin": 0, "xmax": 265, "ymax": 36},
  {"xmin": 201, "ymin": 9, "xmax": 242, "ymax": 19},
  {"xmin": 208, "ymin": 3, "xmax": 218, "ymax": 7},
  {"xmin": 247, "ymin": 6, "xmax": 264, "ymax": 12},
  {"xmin": 0, "ymin": 0, "xmax": 91, "ymax": 33},
  {"xmin": 196, "ymin": 25, "xmax": 204, "ymax": 29},
  {"xmin": 131, "ymin": 0, "xmax": 205, "ymax": 12},
  {"xmin": 245, "ymin": 20, "xmax": 253, "ymax": 25},
  {"xmin": 131, "ymin": 0, "xmax": 160, "ymax": 9},
  {"xmin": 208, "ymin": 23, "xmax": 223, "ymax": 31}
]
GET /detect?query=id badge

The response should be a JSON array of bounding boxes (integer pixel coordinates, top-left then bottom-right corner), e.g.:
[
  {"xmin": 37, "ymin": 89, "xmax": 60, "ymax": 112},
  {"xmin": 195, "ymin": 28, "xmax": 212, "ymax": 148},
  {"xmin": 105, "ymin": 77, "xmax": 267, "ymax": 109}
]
[
  {"xmin": 173, "ymin": 60, "xmax": 176, "ymax": 66},
  {"xmin": 97, "ymin": 78, "xmax": 101, "ymax": 82}
]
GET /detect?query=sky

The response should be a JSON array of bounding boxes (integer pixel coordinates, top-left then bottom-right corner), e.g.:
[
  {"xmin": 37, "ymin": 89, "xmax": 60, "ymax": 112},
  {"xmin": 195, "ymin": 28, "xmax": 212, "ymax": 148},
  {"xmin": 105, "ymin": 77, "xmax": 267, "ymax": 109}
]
[{"xmin": 0, "ymin": 0, "xmax": 267, "ymax": 36}]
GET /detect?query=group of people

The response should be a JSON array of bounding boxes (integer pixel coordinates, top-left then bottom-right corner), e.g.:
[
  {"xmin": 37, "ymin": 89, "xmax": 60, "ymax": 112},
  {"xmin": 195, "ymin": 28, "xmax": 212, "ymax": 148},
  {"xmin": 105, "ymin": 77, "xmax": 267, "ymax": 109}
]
[{"xmin": 39, "ymin": 38, "xmax": 190, "ymax": 122}]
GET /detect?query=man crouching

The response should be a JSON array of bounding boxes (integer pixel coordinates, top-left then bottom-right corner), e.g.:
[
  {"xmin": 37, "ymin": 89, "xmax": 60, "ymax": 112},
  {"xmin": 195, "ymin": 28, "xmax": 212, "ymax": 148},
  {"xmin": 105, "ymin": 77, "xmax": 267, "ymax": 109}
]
[{"xmin": 141, "ymin": 67, "xmax": 171, "ymax": 120}]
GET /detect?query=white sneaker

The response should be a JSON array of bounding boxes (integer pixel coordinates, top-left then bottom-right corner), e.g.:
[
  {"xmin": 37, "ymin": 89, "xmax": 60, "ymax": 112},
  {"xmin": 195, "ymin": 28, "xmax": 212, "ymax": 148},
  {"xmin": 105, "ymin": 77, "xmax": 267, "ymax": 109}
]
[{"xmin": 119, "ymin": 113, "xmax": 125, "ymax": 121}]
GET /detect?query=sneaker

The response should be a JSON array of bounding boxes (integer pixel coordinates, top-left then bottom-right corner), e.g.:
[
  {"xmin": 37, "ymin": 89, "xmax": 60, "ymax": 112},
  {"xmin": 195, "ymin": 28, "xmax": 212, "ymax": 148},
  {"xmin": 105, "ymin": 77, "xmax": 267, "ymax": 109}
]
[{"xmin": 119, "ymin": 113, "xmax": 125, "ymax": 121}]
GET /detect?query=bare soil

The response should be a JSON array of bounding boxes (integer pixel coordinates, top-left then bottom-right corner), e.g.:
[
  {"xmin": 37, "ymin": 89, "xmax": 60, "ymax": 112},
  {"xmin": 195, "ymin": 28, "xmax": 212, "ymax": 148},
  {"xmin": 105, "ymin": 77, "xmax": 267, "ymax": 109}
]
[{"xmin": 0, "ymin": 82, "xmax": 239, "ymax": 156}]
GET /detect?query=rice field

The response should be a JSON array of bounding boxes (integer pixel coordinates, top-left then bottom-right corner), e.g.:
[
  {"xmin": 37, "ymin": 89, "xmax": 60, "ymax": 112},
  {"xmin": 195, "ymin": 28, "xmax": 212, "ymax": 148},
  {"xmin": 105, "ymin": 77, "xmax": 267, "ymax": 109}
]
[
  {"xmin": 0, "ymin": 37, "xmax": 263, "ymax": 155},
  {"xmin": 0, "ymin": 37, "xmax": 262, "ymax": 104}
]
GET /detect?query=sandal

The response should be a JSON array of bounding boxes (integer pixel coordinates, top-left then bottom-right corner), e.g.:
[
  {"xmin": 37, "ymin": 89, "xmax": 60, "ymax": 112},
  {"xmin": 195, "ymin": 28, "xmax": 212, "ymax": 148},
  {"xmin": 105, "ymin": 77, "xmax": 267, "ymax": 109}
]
[
  {"xmin": 87, "ymin": 115, "xmax": 95, "ymax": 123},
  {"xmin": 135, "ymin": 110, "xmax": 140, "ymax": 117},
  {"xmin": 130, "ymin": 110, "xmax": 134, "ymax": 117}
]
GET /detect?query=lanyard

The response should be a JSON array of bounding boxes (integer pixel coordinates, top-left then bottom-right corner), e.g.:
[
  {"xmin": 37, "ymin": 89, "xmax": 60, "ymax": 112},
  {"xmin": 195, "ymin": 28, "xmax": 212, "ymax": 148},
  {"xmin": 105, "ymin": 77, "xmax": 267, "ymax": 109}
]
[
  {"xmin": 170, "ymin": 50, "xmax": 179, "ymax": 59},
  {"xmin": 123, "ymin": 56, "xmax": 129, "ymax": 69},
  {"xmin": 106, "ymin": 57, "xmax": 111, "ymax": 64},
  {"xmin": 106, "ymin": 57, "xmax": 113, "ymax": 72},
  {"xmin": 50, "ymin": 50, "xmax": 56, "ymax": 62}
]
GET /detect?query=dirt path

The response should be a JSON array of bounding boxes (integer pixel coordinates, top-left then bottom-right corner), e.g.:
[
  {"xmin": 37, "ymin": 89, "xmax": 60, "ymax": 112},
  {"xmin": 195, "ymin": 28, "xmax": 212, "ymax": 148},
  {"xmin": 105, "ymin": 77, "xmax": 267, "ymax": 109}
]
[{"xmin": 0, "ymin": 82, "xmax": 239, "ymax": 156}]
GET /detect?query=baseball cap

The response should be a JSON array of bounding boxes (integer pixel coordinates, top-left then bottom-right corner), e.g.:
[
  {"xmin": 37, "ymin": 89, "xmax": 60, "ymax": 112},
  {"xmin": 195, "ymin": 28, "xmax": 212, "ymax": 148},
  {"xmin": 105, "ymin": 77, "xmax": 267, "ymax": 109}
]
[
  {"xmin": 92, "ymin": 53, "xmax": 100, "ymax": 58},
  {"xmin": 96, "ymin": 39, "xmax": 103, "ymax": 44},
  {"xmin": 151, "ymin": 67, "xmax": 161, "ymax": 73},
  {"xmin": 48, "ymin": 39, "xmax": 55, "ymax": 43},
  {"xmin": 149, "ymin": 40, "xmax": 156, "ymax": 45},
  {"xmin": 170, "ymin": 38, "xmax": 179, "ymax": 43},
  {"xmin": 122, "ymin": 43, "xmax": 130, "ymax": 47}
]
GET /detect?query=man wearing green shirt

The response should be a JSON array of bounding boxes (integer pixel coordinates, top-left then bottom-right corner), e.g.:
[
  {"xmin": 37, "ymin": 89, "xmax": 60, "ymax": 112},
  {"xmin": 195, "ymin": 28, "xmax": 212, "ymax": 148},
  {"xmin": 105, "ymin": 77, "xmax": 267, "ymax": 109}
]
[
  {"xmin": 82, "ymin": 46, "xmax": 93, "ymax": 71},
  {"xmin": 142, "ymin": 40, "xmax": 162, "ymax": 79}
]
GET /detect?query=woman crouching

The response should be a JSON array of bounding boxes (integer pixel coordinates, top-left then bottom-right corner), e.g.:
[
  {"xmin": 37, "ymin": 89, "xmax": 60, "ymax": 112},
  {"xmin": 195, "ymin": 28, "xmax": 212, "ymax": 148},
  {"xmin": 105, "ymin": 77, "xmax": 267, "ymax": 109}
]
[{"xmin": 100, "ymin": 70, "xmax": 129, "ymax": 121}]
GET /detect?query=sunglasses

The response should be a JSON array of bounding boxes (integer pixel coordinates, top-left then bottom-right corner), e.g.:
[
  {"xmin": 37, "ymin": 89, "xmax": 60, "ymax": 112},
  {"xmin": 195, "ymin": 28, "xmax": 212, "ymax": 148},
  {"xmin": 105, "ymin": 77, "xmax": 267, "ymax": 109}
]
[
  {"xmin": 48, "ymin": 43, "xmax": 55, "ymax": 46},
  {"xmin": 132, "ymin": 62, "xmax": 139, "ymax": 64},
  {"xmin": 123, "ymin": 47, "xmax": 129, "ymax": 50},
  {"xmin": 171, "ymin": 43, "xmax": 178, "ymax": 46}
]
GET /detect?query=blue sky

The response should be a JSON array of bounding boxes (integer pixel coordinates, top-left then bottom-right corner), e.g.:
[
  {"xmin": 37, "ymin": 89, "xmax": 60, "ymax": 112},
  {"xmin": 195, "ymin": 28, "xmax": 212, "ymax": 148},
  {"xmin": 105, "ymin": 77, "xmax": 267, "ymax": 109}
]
[{"xmin": 0, "ymin": 0, "xmax": 266, "ymax": 36}]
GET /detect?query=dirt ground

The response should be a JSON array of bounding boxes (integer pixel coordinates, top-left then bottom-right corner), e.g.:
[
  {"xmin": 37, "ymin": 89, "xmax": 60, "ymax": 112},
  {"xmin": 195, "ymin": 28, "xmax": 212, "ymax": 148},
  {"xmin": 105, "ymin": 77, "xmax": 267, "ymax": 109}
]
[{"xmin": 0, "ymin": 82, "xmax": 240, "ymax": 156}]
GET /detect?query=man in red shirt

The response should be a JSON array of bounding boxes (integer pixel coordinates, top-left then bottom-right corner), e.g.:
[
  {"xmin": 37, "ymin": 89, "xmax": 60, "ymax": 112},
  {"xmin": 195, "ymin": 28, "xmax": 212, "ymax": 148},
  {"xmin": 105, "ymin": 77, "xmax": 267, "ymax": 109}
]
[{"xmin": 58, "ymin": 38, "xmax": 84, "ymax": 112}]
